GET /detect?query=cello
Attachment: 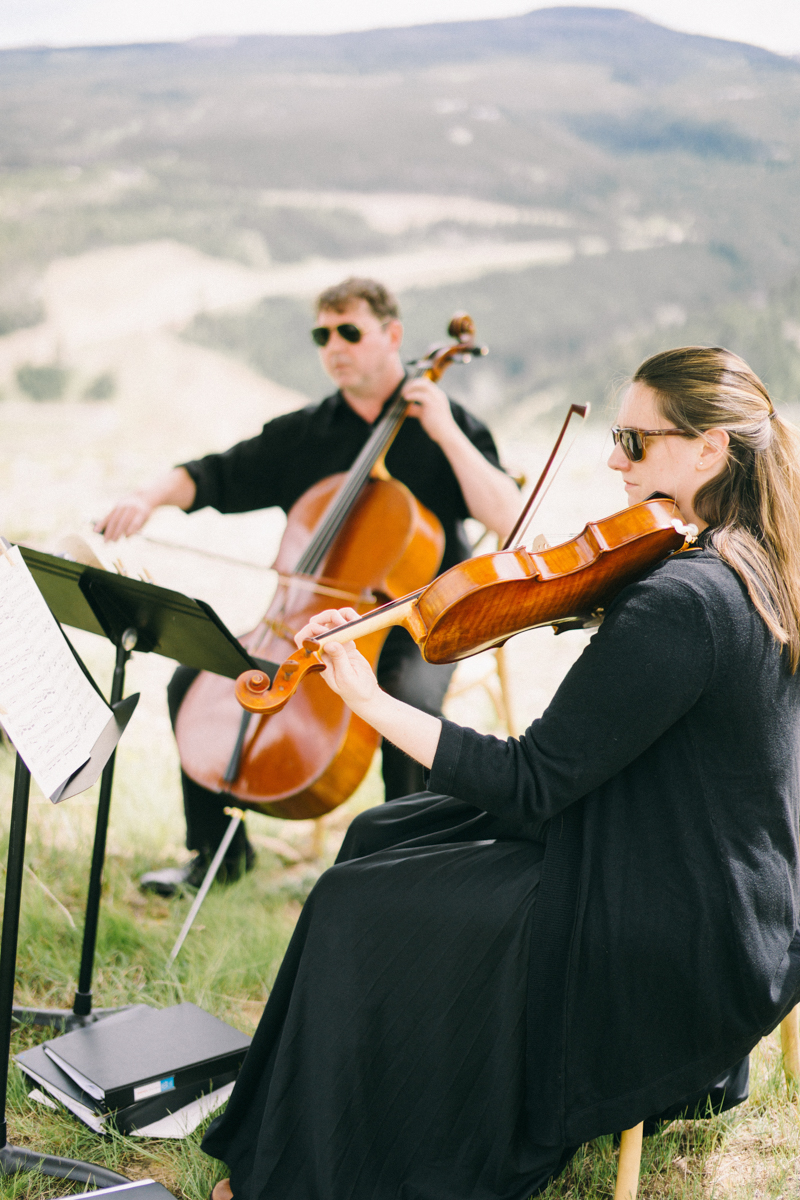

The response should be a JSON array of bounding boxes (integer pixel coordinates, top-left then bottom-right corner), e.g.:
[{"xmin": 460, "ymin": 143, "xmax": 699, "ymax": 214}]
[{"xmin": 175, "ymin": 314, "xmax": 488, "ymax": 819}]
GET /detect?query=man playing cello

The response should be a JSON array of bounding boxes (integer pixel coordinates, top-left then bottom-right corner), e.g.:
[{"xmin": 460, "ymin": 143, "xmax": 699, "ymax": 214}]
[{"xmin": 96, "ymin": 276, "xmax": 520, "ymax": 894}]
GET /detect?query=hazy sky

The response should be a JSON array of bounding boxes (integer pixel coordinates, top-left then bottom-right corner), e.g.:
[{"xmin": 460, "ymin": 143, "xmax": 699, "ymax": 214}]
[{"xmin": 1, "ymin": 0, "xmax": 799, "ymax": 57}]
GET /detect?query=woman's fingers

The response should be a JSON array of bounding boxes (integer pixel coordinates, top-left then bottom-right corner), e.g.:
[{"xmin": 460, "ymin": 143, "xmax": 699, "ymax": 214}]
[
  {"xmin": 318, "ymin": 639, "xmax": 380, "ymax": 706},
  {"xmin": 294, "ymin": 607, "xmax": 360, "ymax": 648},
  {"xmin": 288, "ymin": 609, "xmax": 380, "ymax": 707}
]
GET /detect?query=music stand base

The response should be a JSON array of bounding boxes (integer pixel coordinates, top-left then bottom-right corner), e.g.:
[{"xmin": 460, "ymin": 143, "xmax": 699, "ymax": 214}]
[
  {"xmin": 12, "ymin": 1003, "xmax": 133, "ymax": 1032},
  {"xmin": 0, "ymin": 1142, "xmax": 128, "ymax": 1187}
]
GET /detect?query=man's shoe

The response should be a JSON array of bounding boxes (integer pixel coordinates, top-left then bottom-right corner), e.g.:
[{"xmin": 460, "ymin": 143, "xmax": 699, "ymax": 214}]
[
  {"xmin": 139, "ymin": 854, "xmax": 210, "ymax": 896},
  {"xmin": 139, "ymin": 841, "xmax": 256, "ymax": 897}
]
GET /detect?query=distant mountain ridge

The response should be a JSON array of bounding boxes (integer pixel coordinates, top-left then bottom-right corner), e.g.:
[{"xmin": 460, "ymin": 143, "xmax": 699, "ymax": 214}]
[{"xmin": 3, "ymin": 7, "xmax": 796, "ymax": 80}]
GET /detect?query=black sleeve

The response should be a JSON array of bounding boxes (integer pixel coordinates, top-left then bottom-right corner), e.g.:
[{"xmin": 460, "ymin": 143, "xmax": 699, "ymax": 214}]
[
  {"xmin": 428, "ymin": 569, "xmax": 715, "ymax": 824},
  {"xmin": 180, "ymin": 412, "xmax": 306, "ymax": 514}
]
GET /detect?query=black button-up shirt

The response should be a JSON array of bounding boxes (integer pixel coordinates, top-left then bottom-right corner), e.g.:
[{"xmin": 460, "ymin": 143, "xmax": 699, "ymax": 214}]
[{"xmin": 182, "ymin": 390, "xmax": 505, "ymax": 574}]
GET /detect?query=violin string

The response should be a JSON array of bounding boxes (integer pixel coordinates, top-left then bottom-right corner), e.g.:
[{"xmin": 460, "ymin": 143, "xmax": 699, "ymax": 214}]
[
  {"xmin": 511, "ymin": 425, "xmax": 584, "ymax": 549},
  {"xmin": 293, "ymin": 349, "xmax": 443, "ymax": 577},
  {"xmin": 313, "ymin": 589, "xmax": 425, "ymax": 642},
  {"xmin": 296, "ymin": 422, "xmax": 390, "ymax": 572}
]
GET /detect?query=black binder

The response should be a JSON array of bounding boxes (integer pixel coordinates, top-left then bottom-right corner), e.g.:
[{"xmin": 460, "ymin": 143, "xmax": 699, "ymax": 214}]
[
  {"xmin": 40, "ymin": 1002, "xmax": 250, "ymax": 1112},
  {"xmin": 17, "ymin": 1041, "xmax": 238, "ymax": 1135}
]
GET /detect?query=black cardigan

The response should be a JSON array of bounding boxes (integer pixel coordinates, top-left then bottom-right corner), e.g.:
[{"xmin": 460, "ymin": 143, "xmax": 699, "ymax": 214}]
[{"xmin": 429, "ymin": 546, "xmax": 800, "ymax": 1144}]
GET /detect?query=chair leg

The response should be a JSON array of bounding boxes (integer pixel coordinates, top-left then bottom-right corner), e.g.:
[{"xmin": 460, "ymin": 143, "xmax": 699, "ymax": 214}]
[
  {"xmin": 310, "ymin": 817, "xmax": 326, "ymax": 861},
  {"xmin": 494, "ymin": 644, "xmax": 518, "ymax": 738},
  {"xmin": 780, "ymin": 1004, "xmax": 800, "ymax": 1090},
  {"xmin": 614, "ymin": 1122, "xmax": 643, "ymax": 1200}
]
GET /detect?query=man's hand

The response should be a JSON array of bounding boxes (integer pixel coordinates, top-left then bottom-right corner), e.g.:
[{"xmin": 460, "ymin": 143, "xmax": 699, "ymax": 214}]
[
  {"xmin": 401, "ymin": 377, "xmax": 521, "ymax": 542},
  {"xmin": 294, "ymin": 608, "xmax": 381, "ymax": 710},
  {"xmin": 401, "ymin": 377, "xmax": 458, "ymax": 446},
  {"xmin": 94, "ymin": 494, "xmax": 154, "ymax": 542},
  {"xmin": 93, "ymin": 467, "xmax": 197, "ymax": 542}
]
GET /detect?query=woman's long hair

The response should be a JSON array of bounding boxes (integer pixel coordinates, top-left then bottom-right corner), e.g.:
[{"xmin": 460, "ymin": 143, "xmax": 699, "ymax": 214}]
[{"xmin": 633, "ymin": 346, "xmax": 800, "ymax": 669}]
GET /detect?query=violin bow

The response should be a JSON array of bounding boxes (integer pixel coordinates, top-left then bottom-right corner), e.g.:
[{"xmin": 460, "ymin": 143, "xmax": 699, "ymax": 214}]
[{"xmin": 502, "ymin": 403, "xmax": 590, "ymax": 551}]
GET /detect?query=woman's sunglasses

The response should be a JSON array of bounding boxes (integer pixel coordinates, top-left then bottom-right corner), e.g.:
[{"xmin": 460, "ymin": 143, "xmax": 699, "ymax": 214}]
[
  {"xmin": 611, "ymin": 425, "xmax": 692, "ymax": 462},
  {"xmin": 311, "ymin": 323, "xmax": 364, "ymax": 347}
]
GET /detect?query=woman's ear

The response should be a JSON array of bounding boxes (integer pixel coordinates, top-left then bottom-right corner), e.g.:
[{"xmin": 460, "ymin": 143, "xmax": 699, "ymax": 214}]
[{"xmin": 698, "ymin": 427, "xmax": 730, "ymax": 471}]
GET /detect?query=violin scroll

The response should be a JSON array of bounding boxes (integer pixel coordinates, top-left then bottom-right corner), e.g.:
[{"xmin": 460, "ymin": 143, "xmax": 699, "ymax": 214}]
[{"xmin": 235, "ymin": 640, "xmax": 326, "ymax": 715}]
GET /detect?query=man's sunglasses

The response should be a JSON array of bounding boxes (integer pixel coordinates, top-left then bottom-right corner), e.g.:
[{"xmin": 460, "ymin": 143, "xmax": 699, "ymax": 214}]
[
  {"xmin": 311, "ymin": 323, "xmax": 364, "ymax": 347},
  {"xmin": 611, "ymin": 425, "xmax": 692, "ymax": 462}
]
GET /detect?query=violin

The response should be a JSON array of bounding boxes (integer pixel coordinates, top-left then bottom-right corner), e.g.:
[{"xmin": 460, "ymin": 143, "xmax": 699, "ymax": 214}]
[
  {"xmin": 234, "ymin": 496, "xmax": 698, "ymax": 715},
  {"xmin": 175, "ymin": 313, "xmax": 488, "ymax": 819}
]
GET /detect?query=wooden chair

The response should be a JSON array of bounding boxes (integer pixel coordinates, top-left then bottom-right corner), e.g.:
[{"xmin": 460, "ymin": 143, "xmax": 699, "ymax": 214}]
[{"xmin": 613, "ymin": 1004, "xmax": 800, "ymax": 1199}]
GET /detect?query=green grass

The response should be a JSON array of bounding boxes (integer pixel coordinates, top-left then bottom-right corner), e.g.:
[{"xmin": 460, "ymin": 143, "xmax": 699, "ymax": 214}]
[{"xmin": 0, "ymin": 735, "xmax": 356, "ymax": 1197}]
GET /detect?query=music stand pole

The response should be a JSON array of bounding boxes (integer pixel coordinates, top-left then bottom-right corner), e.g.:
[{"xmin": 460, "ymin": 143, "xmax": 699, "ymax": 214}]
[
  {"xmin": 73, "ymin": 633, "xmax": 135, "ymax": 1018},
  {"xmin": 0, "ymin": 754, "xmax": 129, "ymax": 1187},
  {"xmin": 13, "ymin": 629, "xmax": 138, "ymax": 1032}
]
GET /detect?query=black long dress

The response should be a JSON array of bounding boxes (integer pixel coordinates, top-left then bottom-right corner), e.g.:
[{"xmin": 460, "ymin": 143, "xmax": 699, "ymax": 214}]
[
  {"xmin": 202, "ymin": 546, "xmax": 800, "ymax": 1197},
  {"xmin": 202, "ymin": 795, "xmax": 576, "ymax": 1199}
]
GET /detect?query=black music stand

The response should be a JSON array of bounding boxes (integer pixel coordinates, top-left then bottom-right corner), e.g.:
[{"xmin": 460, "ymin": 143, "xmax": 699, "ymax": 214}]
[
  {"xmin": 0, "ymin": 699, "xmax": 137, "ymax": 1186},
  {"xmin": 13, "ymin": 547, "xmax": 259, "ymax": 1031}
]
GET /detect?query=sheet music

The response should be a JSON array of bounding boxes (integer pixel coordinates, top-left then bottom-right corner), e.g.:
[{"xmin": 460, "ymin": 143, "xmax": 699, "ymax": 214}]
[{"xmin": 0, "ymin": 541, "xmax": 112, "ymax": 799}]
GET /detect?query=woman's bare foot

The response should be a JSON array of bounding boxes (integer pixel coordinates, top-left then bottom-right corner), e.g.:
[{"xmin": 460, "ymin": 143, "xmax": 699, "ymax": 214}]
[{"xmin": 212, "ymin": 1180, "xmax": 233, "ymax": 1200}]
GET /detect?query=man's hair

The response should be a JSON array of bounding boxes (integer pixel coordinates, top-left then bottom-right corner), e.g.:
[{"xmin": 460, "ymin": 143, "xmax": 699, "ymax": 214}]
[{"xmin": 315, "ymin": 277, "xmax": 400, "ymax": 321}]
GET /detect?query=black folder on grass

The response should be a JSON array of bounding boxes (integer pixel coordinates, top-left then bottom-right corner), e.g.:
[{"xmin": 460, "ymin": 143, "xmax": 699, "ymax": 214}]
[
  {"xmin": 16, "ymin": 1040, "xmax": 239, "ymax": 1135},
  {"xmin": 37, "ymin": 1002, "xmax": 250, "ymax": 1112}
]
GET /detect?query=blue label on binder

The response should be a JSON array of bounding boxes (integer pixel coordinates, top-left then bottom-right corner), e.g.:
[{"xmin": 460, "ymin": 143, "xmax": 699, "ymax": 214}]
[{"xmin": 133, "ymin": 1075, "xmax": 176, "ymax": 1101}]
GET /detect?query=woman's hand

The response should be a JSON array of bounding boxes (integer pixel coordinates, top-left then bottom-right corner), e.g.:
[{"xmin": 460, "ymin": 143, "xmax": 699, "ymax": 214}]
[
  {"xmin": 294, "ymin": 608, "xmax": 380, "ymax": 712},
  {"xmin": 293, "ymin": 608, "xmax": 443, "ymax": 769}
]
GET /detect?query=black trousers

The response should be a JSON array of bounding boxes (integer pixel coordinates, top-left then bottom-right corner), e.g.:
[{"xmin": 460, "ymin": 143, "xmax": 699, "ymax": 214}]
[{"xmin": 167, "ymin": 627, "xmax": 456, "ymax": 856}]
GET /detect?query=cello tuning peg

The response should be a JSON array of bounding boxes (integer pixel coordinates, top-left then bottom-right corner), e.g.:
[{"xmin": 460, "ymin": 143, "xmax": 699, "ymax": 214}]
[{"xmin": 447, "ymin": 312, "xmax": 474, "ymax": 341}]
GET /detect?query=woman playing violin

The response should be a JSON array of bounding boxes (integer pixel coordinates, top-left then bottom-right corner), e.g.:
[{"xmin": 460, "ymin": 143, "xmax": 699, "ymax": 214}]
[{"xmin": 203, "ymin": 346, "xmax": 800, "ymax": 1200}]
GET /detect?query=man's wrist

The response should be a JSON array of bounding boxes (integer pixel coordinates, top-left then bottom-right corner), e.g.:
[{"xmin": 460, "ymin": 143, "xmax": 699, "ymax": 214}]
[
  {"xmin": 431, "ymin": 419, "xmax": 467, "ymax": 456},
  {"xmin": 135, "ymin": 487, "xmax": 161, "ymax": 511}
]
